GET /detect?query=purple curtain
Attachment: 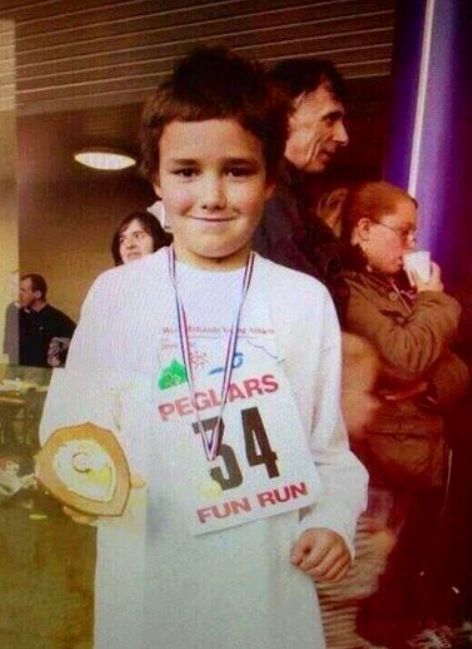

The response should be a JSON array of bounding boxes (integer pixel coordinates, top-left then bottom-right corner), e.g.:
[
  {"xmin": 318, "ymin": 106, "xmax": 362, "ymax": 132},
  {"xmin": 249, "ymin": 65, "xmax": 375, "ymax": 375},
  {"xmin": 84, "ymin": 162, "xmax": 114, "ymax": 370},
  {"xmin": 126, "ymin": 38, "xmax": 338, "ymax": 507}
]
[{"xmin": 384, "ymin": 0, "xmax": 472, "ymax": 289}]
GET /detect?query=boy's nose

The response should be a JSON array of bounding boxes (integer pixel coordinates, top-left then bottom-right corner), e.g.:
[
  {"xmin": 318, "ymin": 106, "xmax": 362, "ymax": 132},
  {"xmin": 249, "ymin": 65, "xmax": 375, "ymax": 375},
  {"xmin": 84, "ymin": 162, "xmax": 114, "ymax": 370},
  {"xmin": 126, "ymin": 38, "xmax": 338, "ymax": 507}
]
[{"xmin": 201, "ymin": 177, "xmax": 227, "ymax": 211}]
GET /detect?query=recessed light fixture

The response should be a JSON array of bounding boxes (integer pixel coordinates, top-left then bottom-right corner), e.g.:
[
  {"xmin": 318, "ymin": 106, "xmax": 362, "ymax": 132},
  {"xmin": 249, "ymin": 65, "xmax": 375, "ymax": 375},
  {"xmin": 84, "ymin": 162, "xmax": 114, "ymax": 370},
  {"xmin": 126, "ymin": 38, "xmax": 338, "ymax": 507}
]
[{"xmin": 74, "ymin": 148, "xmax": 136, "ymax": 171}]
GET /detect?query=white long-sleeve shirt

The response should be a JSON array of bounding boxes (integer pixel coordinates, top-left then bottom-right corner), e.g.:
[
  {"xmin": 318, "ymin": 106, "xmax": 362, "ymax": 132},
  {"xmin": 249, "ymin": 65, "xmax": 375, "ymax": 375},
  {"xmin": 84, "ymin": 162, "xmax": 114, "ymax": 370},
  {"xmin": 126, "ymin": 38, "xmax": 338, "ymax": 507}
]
[{"xmin": 40, "ymin": 248, "xmax": 367, "ymax": 649}]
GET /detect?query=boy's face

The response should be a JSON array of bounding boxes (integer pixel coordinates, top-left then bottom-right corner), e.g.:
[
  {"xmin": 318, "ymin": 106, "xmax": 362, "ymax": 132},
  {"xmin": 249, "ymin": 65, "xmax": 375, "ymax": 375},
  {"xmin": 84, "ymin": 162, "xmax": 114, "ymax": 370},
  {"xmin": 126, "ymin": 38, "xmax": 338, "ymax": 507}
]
[{"xmin": 154, "ymin": 119, "xmax": 273, "ymax": 269}]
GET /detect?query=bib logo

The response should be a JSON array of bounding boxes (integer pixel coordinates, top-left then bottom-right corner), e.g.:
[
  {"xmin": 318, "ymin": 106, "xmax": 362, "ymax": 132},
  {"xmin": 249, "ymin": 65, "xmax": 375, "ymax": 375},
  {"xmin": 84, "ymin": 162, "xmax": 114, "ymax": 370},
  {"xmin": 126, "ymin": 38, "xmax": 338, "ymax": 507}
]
[
  {"xmin": 209, "ymin": 351, "xmax": 244, "ymax": 376},
  {"xmin": 157, "ymin": 359, "xmax": 188, "ymax": 390}
]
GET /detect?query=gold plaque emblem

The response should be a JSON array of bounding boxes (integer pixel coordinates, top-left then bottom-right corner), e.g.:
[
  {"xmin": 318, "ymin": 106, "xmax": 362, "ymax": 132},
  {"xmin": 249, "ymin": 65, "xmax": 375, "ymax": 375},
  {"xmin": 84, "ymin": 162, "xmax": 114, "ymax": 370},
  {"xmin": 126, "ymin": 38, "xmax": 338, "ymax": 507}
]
[{"xmin": 36, "ymin": 422, "xmax": 130, "ymax": 516}]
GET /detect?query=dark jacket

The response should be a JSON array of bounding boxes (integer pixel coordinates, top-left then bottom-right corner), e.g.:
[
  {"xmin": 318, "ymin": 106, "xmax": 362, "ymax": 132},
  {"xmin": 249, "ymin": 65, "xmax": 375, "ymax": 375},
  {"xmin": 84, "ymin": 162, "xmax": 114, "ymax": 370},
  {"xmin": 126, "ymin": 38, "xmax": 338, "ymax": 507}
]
[
  {"xmin": 253, "ymin": 161, "xmax": 348, "ymax": 320},
  {"xmin": 20, "ymin": 304, "xmax": 76, "ymax": 368}
]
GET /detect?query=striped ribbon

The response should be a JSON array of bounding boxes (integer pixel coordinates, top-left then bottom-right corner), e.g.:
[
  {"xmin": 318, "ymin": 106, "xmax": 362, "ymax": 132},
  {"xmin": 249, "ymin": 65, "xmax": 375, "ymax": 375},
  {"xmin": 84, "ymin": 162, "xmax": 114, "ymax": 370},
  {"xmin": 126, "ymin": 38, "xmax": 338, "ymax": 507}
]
[{"xmin": 167, "ymin": 246, "xmax": 255, "ymax": 463}]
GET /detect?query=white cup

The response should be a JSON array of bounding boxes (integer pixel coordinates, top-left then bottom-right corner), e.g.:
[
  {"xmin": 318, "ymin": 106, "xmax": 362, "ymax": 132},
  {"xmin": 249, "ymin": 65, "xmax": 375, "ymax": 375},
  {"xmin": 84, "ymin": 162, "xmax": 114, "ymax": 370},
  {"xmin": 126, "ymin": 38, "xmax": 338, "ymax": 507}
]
[{"xmin": 403, "ymin": 250, "xmax": 431, "ymax": 284}]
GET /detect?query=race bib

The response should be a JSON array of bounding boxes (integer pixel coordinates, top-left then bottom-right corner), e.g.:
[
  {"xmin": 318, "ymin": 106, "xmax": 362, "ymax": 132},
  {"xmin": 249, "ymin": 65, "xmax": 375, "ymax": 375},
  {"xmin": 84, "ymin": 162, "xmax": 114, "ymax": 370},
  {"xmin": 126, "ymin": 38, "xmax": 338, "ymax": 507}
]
[{"xmin": 154, "ymin": 329, "xmax": 322, "ymax": 534}]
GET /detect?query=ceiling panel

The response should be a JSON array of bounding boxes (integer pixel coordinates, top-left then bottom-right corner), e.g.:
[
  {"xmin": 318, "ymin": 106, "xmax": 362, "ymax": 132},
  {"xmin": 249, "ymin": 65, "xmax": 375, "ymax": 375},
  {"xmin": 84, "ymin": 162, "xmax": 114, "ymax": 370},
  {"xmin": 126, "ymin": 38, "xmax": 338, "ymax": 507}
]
[{"xmin": 0, "ymin": 0, "xmax": 396, "ymax": 115}]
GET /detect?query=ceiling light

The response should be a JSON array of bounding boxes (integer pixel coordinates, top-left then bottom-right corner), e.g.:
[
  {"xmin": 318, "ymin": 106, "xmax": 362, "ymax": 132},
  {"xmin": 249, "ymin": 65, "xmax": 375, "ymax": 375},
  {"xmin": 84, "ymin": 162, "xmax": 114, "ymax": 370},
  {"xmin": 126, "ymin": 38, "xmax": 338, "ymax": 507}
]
[{"xmin": 74, "ymin": 148, "xmax": 136, "ymax": 171}]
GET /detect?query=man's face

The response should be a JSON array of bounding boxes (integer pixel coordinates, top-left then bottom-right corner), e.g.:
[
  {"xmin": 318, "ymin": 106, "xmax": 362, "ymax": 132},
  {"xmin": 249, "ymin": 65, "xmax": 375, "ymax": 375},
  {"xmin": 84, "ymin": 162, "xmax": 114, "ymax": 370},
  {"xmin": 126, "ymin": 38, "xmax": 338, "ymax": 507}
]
[
  {"xmin": 19, "ymin": 278, "xmax": 39, "ymax": 309},
  {"xmin": 285, "ymin": 83, "xmax": 349, "ymax": 173}
]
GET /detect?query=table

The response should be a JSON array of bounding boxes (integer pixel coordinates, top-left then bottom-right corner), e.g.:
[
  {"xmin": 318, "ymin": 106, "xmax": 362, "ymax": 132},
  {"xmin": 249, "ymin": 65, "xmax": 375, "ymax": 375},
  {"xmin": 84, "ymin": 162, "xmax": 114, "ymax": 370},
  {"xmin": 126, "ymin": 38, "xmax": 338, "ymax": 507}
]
[{"xmin": 0, "ymin": 380, "xmax": 48, "ymax": 449}]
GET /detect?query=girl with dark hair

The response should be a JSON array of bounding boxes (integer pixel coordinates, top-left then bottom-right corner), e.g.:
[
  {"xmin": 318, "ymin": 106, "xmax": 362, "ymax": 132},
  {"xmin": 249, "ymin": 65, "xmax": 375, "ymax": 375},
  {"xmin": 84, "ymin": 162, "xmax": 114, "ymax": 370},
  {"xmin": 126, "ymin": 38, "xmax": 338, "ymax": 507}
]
[{"xmin": 111, "ymin": 210, "xmax": 172, "ymax": 265}]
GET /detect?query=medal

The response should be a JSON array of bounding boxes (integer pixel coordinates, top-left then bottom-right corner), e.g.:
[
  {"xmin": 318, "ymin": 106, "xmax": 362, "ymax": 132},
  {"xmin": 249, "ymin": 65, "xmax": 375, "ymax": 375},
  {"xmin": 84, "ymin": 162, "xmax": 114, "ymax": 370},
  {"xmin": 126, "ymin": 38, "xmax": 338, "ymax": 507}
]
[
  {"xmin": 198, "ymin": 478, "xmax": 223, "ymax": 499},
  {"xmin": 198, "ymin": 458, "xmax": 223, "ymax": 498},
  {"xmin": 168, "ymin": 246, "xmax": 255, "ymax": 464}
]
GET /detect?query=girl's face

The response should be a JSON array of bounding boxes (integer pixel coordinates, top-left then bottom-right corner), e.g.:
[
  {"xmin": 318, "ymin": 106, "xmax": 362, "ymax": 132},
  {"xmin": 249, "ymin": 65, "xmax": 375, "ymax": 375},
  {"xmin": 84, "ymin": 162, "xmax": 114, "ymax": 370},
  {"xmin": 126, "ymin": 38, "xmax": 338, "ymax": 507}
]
[
  {"xmin": 119, "ymin": 219, "xmax": 155, "ymax": 263},
  {"xmin": 154, "ymin": 118, "xmax": 273, "ymax": 270},
  {"xmin": 354, "ymin": 199, "xmax": 417, "ymax": 275}
]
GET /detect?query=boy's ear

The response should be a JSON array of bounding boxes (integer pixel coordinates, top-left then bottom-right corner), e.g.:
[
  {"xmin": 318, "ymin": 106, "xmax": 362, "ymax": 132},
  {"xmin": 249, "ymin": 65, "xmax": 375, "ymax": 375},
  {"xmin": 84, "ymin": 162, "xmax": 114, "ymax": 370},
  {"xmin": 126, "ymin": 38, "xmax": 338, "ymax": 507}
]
[{"xmin": 153, "ymin": 177, "xmax": 162, "ymax": 198}]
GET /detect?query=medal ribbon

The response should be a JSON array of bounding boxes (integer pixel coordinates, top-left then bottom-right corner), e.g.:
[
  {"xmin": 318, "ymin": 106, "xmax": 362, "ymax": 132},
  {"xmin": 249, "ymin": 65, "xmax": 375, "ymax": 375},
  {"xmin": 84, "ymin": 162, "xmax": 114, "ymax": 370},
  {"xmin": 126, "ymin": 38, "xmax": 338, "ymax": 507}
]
[{"xmin": 168, "ymin": 246, "xmax": 255, "ymax": 462}]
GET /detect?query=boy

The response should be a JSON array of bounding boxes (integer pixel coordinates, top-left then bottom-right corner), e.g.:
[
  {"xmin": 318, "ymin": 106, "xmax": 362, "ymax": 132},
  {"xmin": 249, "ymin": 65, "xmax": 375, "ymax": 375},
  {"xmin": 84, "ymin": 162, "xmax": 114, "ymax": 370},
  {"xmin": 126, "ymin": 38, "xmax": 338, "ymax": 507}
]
[{"xmin": 40, "ymin": 47, "xmax": 367, "ymax": 649}]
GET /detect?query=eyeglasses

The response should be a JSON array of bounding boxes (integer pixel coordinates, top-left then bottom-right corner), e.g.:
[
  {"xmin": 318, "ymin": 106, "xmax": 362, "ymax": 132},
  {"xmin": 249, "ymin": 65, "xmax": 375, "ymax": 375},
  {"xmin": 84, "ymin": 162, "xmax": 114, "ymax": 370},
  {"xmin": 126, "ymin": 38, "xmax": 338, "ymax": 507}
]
[{"xmin": 373, "ymin": 221, "xmax": 417, "ymax": 245}]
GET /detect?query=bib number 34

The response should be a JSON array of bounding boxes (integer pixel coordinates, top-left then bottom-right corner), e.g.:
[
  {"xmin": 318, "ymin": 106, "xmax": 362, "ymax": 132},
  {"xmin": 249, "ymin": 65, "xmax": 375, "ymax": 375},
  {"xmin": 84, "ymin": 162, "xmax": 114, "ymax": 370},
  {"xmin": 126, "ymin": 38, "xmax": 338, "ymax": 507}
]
[{"xmin": 192, "ymin": 407, "xmax": 280, "ymax": 491}]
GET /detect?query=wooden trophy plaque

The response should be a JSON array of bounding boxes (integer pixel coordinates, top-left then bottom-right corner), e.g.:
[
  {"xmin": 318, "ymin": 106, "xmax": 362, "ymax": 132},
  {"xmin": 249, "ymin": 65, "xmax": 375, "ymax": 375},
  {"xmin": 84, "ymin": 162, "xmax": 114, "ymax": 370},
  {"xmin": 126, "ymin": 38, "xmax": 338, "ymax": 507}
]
[{"xmin": 36, "ymin": 422, "xmax": 130, "ymax": 516}]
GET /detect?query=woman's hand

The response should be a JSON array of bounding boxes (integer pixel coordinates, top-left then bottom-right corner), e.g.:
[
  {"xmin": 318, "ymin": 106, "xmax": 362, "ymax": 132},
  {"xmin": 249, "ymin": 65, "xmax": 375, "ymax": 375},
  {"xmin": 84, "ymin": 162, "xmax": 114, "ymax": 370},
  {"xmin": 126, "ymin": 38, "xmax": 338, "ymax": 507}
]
[
  {"xmin": 413, "ymin": 261, "xmax": 444, "ymax": 293},
  {"xmin": 381, "ymin": 379, "xmax": 429, "ymax": 402}
]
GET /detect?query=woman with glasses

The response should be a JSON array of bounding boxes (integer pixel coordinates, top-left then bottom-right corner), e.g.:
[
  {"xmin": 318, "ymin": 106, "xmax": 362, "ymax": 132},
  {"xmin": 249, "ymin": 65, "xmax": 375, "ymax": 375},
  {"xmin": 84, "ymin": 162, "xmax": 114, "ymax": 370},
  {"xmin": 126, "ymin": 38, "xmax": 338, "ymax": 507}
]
[{"xmin": 338, "ymin": 181, "xmax": 469, "ymax": 646}]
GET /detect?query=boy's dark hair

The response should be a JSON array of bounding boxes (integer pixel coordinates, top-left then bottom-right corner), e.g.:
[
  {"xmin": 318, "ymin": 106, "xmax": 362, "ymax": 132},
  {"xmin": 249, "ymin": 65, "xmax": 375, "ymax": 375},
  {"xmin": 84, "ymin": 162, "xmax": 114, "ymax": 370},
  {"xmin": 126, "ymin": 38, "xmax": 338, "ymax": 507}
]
[
  {"xmin": 140, "ymin": 46, "xmax": 289, "ymax": 184},
  {"xmin": 269, "ymin": 58, "xmax": 346, "ymax": 104},
  {"xmin": 21, "ymin": 273, "xmax": 47, "ymax": 299},
  {"xmin": 111, "ymin": 210, "xmax": 172, "ymax": 265}
]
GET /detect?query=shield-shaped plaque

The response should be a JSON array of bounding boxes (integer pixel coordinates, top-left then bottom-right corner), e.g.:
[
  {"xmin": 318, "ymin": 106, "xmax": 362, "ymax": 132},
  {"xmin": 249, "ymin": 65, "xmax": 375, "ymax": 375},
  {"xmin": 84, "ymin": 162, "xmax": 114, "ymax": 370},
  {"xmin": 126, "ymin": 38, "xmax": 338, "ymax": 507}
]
[{"xmin": 35, "ymin": 422, "xmax": 130, "ymax": 516}]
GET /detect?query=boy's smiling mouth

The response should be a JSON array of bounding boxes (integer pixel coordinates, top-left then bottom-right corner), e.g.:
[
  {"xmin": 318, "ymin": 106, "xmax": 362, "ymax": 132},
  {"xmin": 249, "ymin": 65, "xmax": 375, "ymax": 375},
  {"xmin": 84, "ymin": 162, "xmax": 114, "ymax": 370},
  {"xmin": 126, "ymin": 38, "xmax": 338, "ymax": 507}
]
[{"xmin": 189, "ymin": 216, "xmax": 237, "ymax": 222}]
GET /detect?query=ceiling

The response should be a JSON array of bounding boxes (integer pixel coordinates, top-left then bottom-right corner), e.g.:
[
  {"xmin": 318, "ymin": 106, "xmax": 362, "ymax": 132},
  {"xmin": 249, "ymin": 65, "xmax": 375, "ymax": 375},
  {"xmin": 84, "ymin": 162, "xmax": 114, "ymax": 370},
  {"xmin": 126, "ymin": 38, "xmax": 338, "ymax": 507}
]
[
  {"xmin": 2, "ymin": 0, "xmax": 396, "ymax": 115},
  {"xmin": 0, "ymin": 0, "xmax": 397, "ymax": 185}
]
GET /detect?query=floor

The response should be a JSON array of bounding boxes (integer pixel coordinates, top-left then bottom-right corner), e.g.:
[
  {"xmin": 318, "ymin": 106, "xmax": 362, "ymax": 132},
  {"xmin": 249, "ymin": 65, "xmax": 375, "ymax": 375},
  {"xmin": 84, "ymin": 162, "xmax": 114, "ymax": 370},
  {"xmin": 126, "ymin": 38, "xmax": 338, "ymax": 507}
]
[
  {"xmin": 2, "ymin": 394, "xmax": 472, "ymax": 649},
  {"xmin": 0, "ymin": 445, "xmax": 95, "ymax": 649}
]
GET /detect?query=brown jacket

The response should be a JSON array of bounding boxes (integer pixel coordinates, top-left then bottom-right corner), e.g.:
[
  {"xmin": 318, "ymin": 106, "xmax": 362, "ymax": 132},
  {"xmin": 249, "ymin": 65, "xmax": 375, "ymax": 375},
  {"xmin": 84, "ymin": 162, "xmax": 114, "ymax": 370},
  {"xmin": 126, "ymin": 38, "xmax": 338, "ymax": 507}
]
[{"xmin": 343, "ymin": 270, "xmax": 470, "ymax": 488}]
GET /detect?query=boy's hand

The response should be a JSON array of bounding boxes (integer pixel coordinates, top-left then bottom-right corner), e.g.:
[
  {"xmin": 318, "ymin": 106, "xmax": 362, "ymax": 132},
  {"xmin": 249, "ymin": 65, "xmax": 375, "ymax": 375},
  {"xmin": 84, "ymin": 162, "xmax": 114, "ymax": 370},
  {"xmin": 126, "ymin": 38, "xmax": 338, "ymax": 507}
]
[
  {"xmin": 63, "ymin": 505, "xmax": 97, "ymax": 526},
  {"xmin": 291, "ymin": 528, "xmax": 351, "ymax": 582},
  {"xmin": 62, "ymin": 474, "xmax": 146, "ymax": 526}
]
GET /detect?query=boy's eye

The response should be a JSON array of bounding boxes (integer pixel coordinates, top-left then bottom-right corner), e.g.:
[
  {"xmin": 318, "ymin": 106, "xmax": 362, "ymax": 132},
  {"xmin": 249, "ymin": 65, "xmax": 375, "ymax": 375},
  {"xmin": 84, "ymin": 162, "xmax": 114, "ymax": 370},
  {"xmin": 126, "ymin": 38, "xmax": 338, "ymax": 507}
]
[
  {"xmin": 173, "ymin": 168, "xmax": 197, "ymax": 178},
  {"xmin": 226, "ymin": 166, "xmax": 254, "ymax": 177}
]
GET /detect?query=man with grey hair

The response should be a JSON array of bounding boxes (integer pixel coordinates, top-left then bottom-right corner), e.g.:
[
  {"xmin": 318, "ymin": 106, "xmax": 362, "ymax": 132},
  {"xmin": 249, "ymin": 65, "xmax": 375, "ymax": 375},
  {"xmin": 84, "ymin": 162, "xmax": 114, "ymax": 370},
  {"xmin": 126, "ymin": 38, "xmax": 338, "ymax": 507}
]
[{"xmin": 253, "ymin": 57, "xmax": 349, "ymax": 317}]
